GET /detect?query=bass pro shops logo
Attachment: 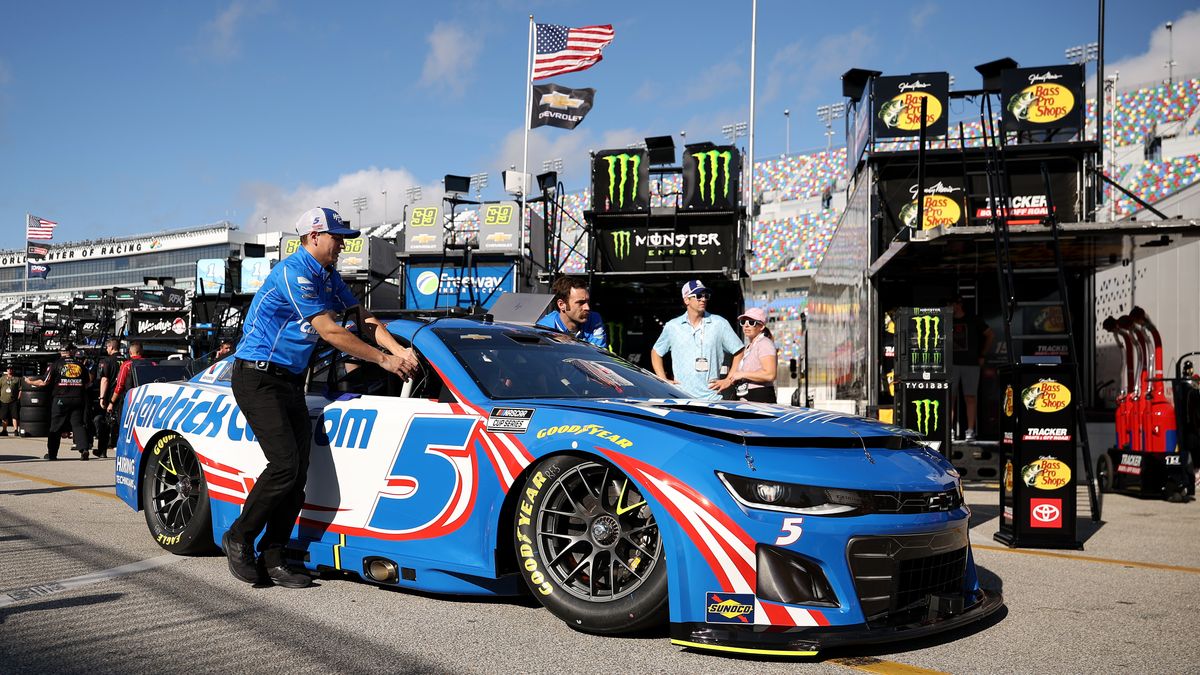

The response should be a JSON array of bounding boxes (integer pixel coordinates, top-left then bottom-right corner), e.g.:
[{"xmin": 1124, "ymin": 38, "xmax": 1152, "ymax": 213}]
[
  {"xmin": 604, "ymin": 153, "xmax": 641, "ymax": 208},
  {"xmin": 691, "ymin": 149, "xmax": 733, "ymax": 205},
  {"xmin": 912, "ymin": 399, "xmax": 941, "ymax": 436},
  {"xmin": 911, "ymin": 314, "xmax": 941, "ymax": 366}
]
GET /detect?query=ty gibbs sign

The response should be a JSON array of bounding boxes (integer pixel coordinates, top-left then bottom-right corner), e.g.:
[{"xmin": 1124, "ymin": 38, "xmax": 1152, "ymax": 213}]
[
  {"xmin": 873, "ymin": 72, "xmax": 949, "ymax": 138},
  {"xmin": 598, "ymin": 225, "xmax": 733, "ymax": 273}
]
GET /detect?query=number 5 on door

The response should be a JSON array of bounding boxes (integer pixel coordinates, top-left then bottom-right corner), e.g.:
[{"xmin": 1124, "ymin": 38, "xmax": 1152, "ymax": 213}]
[{"xmin": 774, "ymin": 517, "xmax": 804, "ymax": 546}]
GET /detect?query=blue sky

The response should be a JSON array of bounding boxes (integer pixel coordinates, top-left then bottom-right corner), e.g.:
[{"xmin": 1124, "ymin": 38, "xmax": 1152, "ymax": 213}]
[{"xmin": 1, "ymin": 1, "xmax": 1196, "ymax": 246}]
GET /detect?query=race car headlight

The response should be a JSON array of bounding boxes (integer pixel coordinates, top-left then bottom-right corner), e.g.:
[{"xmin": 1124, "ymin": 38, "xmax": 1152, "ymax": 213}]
[{"xmin": 717, "ymin": 472, "xmax": 863, "ymax": 516}]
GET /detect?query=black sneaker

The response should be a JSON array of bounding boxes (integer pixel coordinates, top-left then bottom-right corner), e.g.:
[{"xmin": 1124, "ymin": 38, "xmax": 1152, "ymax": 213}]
[
  {"xmin": 0, "ymin": 430, "xmax": 8, "ymax": 437},
  {"xmin": 93, "ymin": 449, "xmax": 108, "ymax": 458},
  {"xmin": 222, "ymin": 532, "xmax": 259, "ymax": 584},
  {"xmin": 266, "ymin": 565, "xmax": 313, "ymax": 588},
  {"xmin": 43, "ymin": 453, "xmax": 57, "ymax": 461},
  {"xmin": 79, "ymin": 450, "xmax": 90, "ymax": 461}
]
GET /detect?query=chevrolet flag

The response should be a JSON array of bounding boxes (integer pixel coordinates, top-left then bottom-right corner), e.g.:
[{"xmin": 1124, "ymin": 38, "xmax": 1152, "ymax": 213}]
[{"xmin": 530, "ymin": 83, "xmax": 595, "ymax": 130}]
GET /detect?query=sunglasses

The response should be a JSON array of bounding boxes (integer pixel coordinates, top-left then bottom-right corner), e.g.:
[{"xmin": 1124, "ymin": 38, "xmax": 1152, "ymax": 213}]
[
  {"xmin": 689, "ymin": 292, "xmax": 712, "ymax": 300},
  {"xmin": 740, "ymin": 319, "xmax": 763, "ymax": 327}
]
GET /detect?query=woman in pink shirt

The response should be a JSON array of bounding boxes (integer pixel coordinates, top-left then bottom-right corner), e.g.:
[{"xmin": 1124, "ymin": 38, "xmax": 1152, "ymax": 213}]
[{"xmin": 714, "ymin": 307, "xmax": 777, "ymax": 403}]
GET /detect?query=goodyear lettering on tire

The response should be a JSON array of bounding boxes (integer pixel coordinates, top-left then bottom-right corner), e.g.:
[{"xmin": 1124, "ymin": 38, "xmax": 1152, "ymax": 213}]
[
  {"xmin": 153, "ymin": 432, "xmax": 179, "ymax": 456},
  {"xmin": 516, "ymin": 470, "xmax": 553, "ymax": 595}
]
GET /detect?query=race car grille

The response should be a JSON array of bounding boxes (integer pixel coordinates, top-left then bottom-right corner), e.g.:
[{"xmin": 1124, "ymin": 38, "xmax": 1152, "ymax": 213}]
[
  {"xmin": 846, "ymin": 525, "xmax": 968, "ymax": 627},
  {"xmin": 867, "ymin": 488, "xmax": 962, "ymax": 514}
]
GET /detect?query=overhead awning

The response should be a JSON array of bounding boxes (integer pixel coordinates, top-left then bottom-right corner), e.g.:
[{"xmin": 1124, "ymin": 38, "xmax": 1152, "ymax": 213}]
[{"xmin": 868, "ymin": 218, "xmax": 1200, "ymax": 279}]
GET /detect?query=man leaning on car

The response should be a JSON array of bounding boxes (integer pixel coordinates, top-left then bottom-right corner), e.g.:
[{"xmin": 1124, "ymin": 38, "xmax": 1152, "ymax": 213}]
[{"xmin": 223, "ymin": 206, "xmax": 418, "ymax": 589}]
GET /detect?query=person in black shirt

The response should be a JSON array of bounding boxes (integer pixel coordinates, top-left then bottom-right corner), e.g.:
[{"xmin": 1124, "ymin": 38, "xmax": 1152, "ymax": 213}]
[
  {"xmin": 93, "ymin": 338, "xmax": 123, "ymax": 458},
  {"xmin": 950, "ymin": 296, "xmax": 995, "ymax": 442},
  {"xmin": 26, "ymin": 343, "xmax": 92, "ymax": 461}
]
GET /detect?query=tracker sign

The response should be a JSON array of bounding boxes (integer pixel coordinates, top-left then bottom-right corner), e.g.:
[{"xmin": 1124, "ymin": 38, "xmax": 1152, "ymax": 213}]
[{"xmin": 1001, "ymin": 64, "xmax": 1084, "ymax": 131}]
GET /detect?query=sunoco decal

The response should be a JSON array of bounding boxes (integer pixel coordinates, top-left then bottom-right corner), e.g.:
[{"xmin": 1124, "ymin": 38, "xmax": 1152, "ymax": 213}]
[
  {"xmin": 1021, "ymin": 379, "xmax": 1071, "ymax": 413},
  {"xmin": 705, "ymin": 592, "xmax": 755, "ymax": 624},
  {"xmin": 487, "ymin": 407, "xmax": 533, "ymax": 434},
  {"xmin": 1021, "ymin": 457, "xmax": 1071, "ymax": 489}
]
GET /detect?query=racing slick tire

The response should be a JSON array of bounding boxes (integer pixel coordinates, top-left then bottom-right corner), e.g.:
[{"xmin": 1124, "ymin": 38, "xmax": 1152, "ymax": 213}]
[
  {"xmin": 141, "ymin": 432, "xmax": 215, "ymax": 555},
  {"xmin": 1096, "ymin": 453, "xmax": 1114, "ymax": 493},
  {"xmin": 515, "ymin": 454, "xmax": 668, "ymax": 634}
]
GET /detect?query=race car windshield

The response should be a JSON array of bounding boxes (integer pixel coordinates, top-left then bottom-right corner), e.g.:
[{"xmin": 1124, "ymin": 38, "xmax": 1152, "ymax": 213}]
[{"xmin": 434, "ymin": 327, "xmax": 689, "ymax": 400}]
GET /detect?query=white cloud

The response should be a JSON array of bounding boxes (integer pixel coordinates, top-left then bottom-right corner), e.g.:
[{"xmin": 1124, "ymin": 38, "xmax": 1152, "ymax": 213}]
[
  {"xmin": 242, "ymin": 167, "xmax": 439, "ymax": 234},
  {"xmin": 910, "ymin": 2, "xmax": 937, "ymax": 31},
  {"xmin": 763, "ymin": 27, "xmax": 875, "ymax": 104},
  {"xmin": 194, "ymin": 0, "xmax": 274, "ymax": 63},
  {"xmin": 420, "ymin": 22, "xmax": 482, "ymax": 97},
  {"xmin": 1100, "ymin": 10, "xmax": 1200, "ymax": 89}
]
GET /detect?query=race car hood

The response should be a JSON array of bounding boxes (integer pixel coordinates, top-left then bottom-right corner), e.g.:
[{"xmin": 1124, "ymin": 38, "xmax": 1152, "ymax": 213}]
[{"xmin": 521, "ymin": 398, "xmax": 919, "ymax": 449}]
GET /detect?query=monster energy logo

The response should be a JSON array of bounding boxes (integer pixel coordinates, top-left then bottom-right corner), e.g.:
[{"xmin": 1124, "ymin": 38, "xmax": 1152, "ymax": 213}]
[
  {"xmin": 692, "ymin": 150, "xmax": 733, "ymax": 204},
  {"xmin": 912, "ymin": 399, "xmax": 941, "ymax": 436},
  {"xmin": 604, "ymin": 154, "xmax": 641, "ymax": 208},
  {"xmin": 611, "ymin": 230, "xmax": 631, "ymax": 259},
  {"xmin": 912, "ymin": 314, "xmax": 942, "ymax": 367}
]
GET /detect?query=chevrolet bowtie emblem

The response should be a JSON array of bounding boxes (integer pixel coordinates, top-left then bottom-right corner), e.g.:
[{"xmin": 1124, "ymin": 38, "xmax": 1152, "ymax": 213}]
[{"xmin": 540, "ymin": 92, "xmax": 584, "ymax": 110}]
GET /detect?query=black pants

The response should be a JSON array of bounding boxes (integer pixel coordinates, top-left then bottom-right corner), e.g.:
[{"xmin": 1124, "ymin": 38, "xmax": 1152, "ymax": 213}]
[
  {"xmin": 740, "ymin": 385, "xmax": 778, "ymax": 404},
  {"xmin": 227, "ymin": 364, "xmax": 312, "ymax": 567},
  {"xmin": 47, "ymin": 397, "xmax": 88, "ymax": 457},
  {"xmin": 93, "ymin": 410, "xmax": 116, "ymax": 453}
]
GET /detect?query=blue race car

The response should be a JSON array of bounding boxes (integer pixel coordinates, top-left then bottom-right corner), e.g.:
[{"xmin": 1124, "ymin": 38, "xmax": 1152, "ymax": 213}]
[{"xmin": 115, "ymin": 315, "xmax": 1002, "ymax": 656}]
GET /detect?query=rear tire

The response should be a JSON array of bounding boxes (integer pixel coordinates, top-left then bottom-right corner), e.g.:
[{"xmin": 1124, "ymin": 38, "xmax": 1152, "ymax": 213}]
[
  {"xmin": 141, "ymin": 432, "xmax": 215, "ymax": 555},
  {"xmin": 1096, "ymin": 453, "xmax": 1114, "ymax": 493},
  {"xmin": 514, "ymin": 454, "xmax": 668, "ymax": 634}
]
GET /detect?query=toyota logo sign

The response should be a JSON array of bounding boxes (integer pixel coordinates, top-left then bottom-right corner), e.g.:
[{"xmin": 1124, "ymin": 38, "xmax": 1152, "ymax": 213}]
[{"xmin": 1029, "ymin": 498, "xmax": 1063, "ymax": 528}]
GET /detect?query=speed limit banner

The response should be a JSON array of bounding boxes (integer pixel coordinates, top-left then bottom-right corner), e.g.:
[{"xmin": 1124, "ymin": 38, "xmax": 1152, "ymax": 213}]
[{"xmin": 478, "ymin": 201, "xmax": 520, "ymax": 254}]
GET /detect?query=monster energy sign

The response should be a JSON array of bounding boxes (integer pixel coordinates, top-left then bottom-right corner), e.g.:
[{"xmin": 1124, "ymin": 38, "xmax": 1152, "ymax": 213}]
[
  {"xmin": 599, "ymin": 225, "xmax": 733, "ymax": 273},
  {"xmin": 683, "ymin": 144, "xmax": 740, "ymax": 210},
  {"xmin": 591, "ymin": 149, "xmax": 649, "ymax": 213},
  {"xmin": 912, "ymin": 399, "xmax": 941, "ymax": 436},
  {"xmin": 912, "ymin": 313, "xmax": 942, "ymax": 368}
]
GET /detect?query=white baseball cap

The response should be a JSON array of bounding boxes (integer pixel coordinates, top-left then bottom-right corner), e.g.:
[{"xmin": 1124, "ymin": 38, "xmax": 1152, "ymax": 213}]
[{"xmin": 295, "ymin": 207, "xmax": 360, "ymax": 238}]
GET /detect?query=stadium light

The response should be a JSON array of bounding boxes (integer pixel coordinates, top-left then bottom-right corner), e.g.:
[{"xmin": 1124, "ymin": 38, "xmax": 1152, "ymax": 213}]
[
  {"xmin": 469, "ymin": 173, "xmax": 489, "ymax": 202},
  {"xmin": 816, "ymin": 103, "xmax": 846, "ymax": 153},
  {"xmin": 381, "ymin": 190, "xmax": 388, "ymax": 225},
  {"xmin": 542, "ymin": 158, "xmax": 563, "ymax": 174},
  {"xmin": 406, "ymin": 185, "xmax": 423, "ymax": 203},
  {"xmin": 1165, "ymin": 22, "xmax": 1175, "ymax": 86},
  {"xmin": 1065, "ymin": 42, "xmax": 1099, "ymax": 65},
  {"xmin": 721, "ymin": 122, "xmax": 748, "ymax": 145},
  {"xmin": 353, "ymin": 196, "xmax": 368, "ymax": 226},
  {"xmin": 784, "ymin": 109, "xmax": 790, "ymax": 156}
]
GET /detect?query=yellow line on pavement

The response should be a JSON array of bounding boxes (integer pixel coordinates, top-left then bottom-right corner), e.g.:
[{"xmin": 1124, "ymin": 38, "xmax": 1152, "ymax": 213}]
[
  {"xmin": 0, "ymin": 466, "xmax": 120, "ymax": 502},
  {"xmin": 830, "ymin": 656, "xmax": 951, "ymax": 674},
  {"xmin": 973, "ymin": 543, "xmax": 1200, "ymax": 575}
]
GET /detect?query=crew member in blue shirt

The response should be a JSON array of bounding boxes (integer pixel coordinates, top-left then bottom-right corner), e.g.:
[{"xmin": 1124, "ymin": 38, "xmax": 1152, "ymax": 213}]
[
  {"xmin": 651, "ymin": 280, "xmax": 744, "ymax": 400},
  {"xmin": 223, "ymin": 207, "xmax": 418, "ymax": 589},
  {"xmin": 536, "ymin": 275, "xmax": 608, "ymax": 348}
]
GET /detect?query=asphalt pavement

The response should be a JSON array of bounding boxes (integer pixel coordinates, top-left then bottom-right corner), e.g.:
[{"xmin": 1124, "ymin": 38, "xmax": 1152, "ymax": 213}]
[{"xmin": 1, "ymin": 436, "xmax": 1196, "ymax": 674}]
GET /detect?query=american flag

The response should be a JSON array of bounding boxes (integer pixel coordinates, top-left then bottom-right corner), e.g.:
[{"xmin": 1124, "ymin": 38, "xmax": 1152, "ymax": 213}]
[
  {"xmin": 26, "ymin": 214, "xmax": 57, "ymax": 240},
  {"xmin": 532, "ymin": 24, "xmax": 615, "ymax": 81}
]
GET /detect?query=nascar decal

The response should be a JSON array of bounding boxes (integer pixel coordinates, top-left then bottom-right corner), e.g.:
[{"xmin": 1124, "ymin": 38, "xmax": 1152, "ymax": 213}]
[
  {"xmin": 601, "ymin": 449, "xmax": 827, "ymax": 628},
  {"xmin": 487, "ymin": 407, "xmax": 533, "ymax": 434}
]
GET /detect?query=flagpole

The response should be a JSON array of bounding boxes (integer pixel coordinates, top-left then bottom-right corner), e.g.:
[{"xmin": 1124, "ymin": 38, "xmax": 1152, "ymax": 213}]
[
  {"xmin": 23, "ymin": 214, "xmax": 29, "ymax": 313},
  {"xmin": 747, "ymin": 0, "xmax": 758, "ymax": 253},
  {"xmin": 520, "ymin": 15, "xmax": 534, "ymax": 288}
]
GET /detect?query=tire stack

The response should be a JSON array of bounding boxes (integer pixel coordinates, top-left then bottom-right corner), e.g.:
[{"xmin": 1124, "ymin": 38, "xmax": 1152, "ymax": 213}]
[{"xmin": 19, "ymin": 384, "xmax": 51, "ymax": 437}]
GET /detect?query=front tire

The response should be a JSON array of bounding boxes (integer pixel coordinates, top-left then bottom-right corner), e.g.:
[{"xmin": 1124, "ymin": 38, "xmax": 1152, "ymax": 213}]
[
  {"xmin": 514, "ymin": 454, "xmax": 668, "ymax": 634},
  {"xmin": 141, "ymin": 432, "xmax": 215, "ymax": 555}
]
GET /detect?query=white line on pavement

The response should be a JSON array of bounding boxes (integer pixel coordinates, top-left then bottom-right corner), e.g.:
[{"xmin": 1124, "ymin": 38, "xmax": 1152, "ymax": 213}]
[{"xmin": 0, "ymin": 554, "xmax": 181, "ymax": 609}]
